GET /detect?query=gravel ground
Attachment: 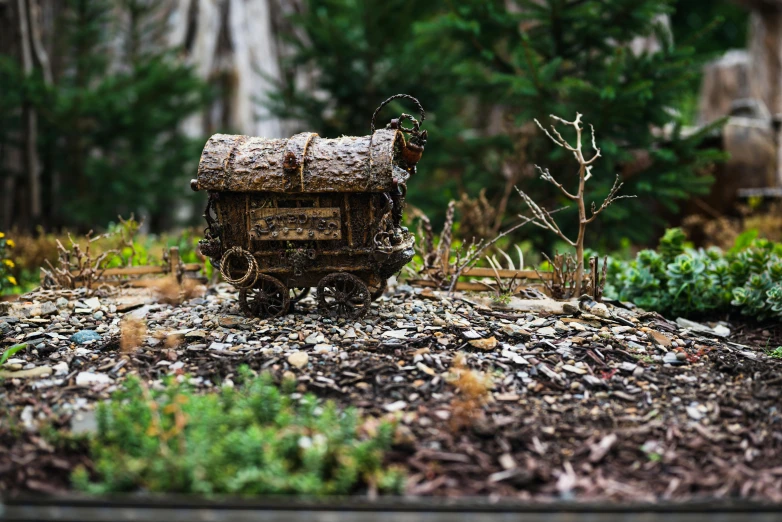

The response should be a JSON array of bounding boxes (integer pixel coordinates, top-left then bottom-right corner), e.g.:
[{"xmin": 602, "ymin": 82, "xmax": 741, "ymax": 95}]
[{"xmin": 1, "ymin": 283, "xmax": 781, "ymax": 501}]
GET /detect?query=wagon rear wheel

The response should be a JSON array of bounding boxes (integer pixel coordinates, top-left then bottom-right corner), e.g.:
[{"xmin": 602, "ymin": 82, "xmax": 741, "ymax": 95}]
[
  {"xmin": 317, "ymin": 273, "xmax": 371, "ymax": 319},
  {"xmin": 239, "ymin": 274, "xmax": 290, "ymax": 318},
  {"xmin": 290, "ymin": 287, "xmax": 310, "ymax": 304}
]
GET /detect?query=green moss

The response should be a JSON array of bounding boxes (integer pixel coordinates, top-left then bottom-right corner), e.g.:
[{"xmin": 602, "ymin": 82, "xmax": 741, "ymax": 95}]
[{"xmin": 73, "ymin": 367, "xmax": 404, "ymax": 496}]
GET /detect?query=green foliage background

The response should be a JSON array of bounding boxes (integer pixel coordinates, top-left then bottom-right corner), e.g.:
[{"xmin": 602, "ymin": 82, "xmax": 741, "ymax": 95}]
[
  {"xmin": 0, "ymin": 0, "xmax": 210, "ymax": 231},
  {"xmin": 268, "ymin": 0, "xmax": 742, "ymax": 249},
  {"xmin": 2, "ymin": 0, "xmax": 749, "ymax": 245}
]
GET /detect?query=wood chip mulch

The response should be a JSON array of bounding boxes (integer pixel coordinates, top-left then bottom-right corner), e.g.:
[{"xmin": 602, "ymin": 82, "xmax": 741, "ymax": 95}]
[{"xmin": 1, "ymin": 285, "xmax": 781, "ymax": 501}]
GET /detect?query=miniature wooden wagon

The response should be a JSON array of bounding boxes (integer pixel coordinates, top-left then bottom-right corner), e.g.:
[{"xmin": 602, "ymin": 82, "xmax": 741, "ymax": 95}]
[{"xmin": 193, "ymin": 95, "xmax": 427, "ymax": 319}]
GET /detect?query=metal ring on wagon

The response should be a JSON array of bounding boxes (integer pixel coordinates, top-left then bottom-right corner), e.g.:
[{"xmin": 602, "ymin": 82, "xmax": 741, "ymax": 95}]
[{"xmin": 219, "ymin": 247, "xmax": 259, "ymax": 288}]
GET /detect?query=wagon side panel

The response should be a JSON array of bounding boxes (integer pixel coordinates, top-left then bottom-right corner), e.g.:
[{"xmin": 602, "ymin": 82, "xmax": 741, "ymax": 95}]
[{"xmin": 215, "ymin": 192, "xmax": 250, "ymax": 251}]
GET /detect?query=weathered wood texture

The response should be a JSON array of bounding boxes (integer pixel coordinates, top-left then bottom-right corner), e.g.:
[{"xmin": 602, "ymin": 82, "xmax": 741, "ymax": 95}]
[
  {"xmin": 698, "ymin": 50, "xmax": 751, "ymax": 125},
  {"xmin": 746, "ymin": 4, "xmax": 782, "ymax": 116},
  {"xmin": 426, "ymin": 267, "xmax": 554, "ymax": 281},
  {"xmin": 168, "ymin": 0, "xmax": 294, "ymax": 138},
  {"xmin": 196, "ymin": 129, "xmax": 407, "ymax": 193},
  {"xmin": 67, "ymin": 247, "xmax": 201, "ymax": 284}
]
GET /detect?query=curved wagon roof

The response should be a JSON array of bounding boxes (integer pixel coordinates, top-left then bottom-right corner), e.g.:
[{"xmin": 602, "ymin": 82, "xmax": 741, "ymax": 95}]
[{"xmin": 194, "ymin": 128, "xmax": 409, "ymax": 193}]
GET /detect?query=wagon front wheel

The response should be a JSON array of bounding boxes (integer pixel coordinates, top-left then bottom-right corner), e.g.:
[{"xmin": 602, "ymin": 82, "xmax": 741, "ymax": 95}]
[
  {"xmin": 239, "ymin": 274, "xmax": 290, "ymax": 319},
  {"xmin": 317, "ymin": 273, "xmax": 371, "ymax": 319}
]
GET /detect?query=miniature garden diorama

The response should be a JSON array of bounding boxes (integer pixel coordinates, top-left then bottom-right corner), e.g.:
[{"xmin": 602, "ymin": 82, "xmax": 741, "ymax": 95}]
[{"xmin": 2, "ymin": 0, "xmax": 782, "ymax": 508}]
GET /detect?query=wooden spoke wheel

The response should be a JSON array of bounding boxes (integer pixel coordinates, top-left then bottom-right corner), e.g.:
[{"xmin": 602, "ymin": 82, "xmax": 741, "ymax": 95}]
[
  {"xmin": 317, "ymin": 273, "xmax": 371, "ymax": 319},
  {"xmin": 289, "ymin": 287, "xmax": 310, "ymax": 304},
  {"xmin": 370, "ymin": 279, "xmax": 387, "ymax": 301},
  {"xmin": 239, "ymin": 274, "xmax": 290, "ymax": 318}
]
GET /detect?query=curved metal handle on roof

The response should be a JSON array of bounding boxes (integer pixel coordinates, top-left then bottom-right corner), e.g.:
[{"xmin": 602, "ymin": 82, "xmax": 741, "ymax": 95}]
[{"xmin": 370, "ymin": 94, "xmax": 426, "ymax": 133}]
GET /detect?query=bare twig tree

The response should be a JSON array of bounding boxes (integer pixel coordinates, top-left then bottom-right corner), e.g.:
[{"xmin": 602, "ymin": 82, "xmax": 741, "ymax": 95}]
[
  {"xmin": 517, "ymin": 113, "xmax": 635, "ymax": 296},
  {"xmin": 41, "ymin": 232, "xmax": 117, "ymax": 291}
]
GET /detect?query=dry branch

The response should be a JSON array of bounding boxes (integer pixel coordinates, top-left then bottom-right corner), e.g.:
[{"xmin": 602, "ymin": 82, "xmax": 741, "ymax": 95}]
[{"xmin": 517, "ymin": 113, "xmax": 635, "ymax": 296}]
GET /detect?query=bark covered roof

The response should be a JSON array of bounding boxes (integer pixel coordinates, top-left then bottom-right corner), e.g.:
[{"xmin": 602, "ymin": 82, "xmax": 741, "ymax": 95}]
[{"xmin": 195, "ymin": 129, "xmax": 409, "ymax": 193}]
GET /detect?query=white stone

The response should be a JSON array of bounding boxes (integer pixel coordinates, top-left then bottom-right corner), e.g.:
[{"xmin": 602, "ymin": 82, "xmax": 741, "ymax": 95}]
[
  {"xmin": 591, "ymin": 303, "xmax": 610, "ymax": 318},
  {"xmin": 383, "ymin": 400, "xmax": 407, "ymax": 412},
  {"xmin": 75, "ymin": 372, "xmax": 113, "ymax": 387},
  {"xmin": 382, "ymin": 329, "xmax": 410, "ymax": 340},
  {"xmin": 83, "ymin": 297, "xmax": 101, "ymax": 311},
  {"xmin": 287, "ymin": 351, "xmax": 309, "ymax": 369}
]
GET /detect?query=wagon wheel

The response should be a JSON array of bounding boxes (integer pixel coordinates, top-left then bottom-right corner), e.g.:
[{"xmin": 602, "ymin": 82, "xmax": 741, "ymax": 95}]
[
  {"xmin": 239, "ymin": 274, "xmax": 290, "ymax": 318},
  {"xmin": 290, "ymin": 287, "xmax": 310, "ymax": 304},
  {"xmin": 370, "ymin": 279, "xmax": 387, "ymax": 301},
  {"xmin": 317, "ymin": 273, "xmax": 371, "ymax": 319}
]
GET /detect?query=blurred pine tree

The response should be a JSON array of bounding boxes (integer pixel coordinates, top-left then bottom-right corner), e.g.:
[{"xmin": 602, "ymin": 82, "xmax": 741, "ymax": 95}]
[
  {"xmin": 1, "ymin": 0, "xmax": 209, "ymax": 231},
  {"xmin": 270, "ymin": 0, "xmax": 728, "ymax": 248}
]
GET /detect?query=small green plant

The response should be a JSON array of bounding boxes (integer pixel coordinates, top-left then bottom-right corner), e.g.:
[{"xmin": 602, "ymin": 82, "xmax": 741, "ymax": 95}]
[
  {"xmin": 607, "ymin": 228, "xmax": 782, "ymax": 320},
  {"xmin": 72, "ymin": 368, "xmax": 404, "ymax": 496},
  {"xmin": 766, "ymin": 347, "xmax": 782, "ymax": 359},
  {"xmin": 0, "ymin": 343, "xmax": 27, "ymax": 366}
]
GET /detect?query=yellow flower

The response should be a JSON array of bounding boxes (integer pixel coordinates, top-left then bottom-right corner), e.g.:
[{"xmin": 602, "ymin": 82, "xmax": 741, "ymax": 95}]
[
  {"xmin": 0, "ymin": 231, "xmax": 4, "ymax": 238},
  {"xmin": 3, "ymin": 259, "xmax": 14, "ymax": 268},
  {"xmin": 6, "ymin": 239, "xmax": 14, "ymax": 248},
  {"xmin": 7, "ymin": 276, "xmax": 17, "ymax": 286}
]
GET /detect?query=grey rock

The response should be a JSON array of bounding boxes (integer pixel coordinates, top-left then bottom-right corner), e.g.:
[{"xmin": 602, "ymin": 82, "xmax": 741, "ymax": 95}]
[
  {"xmin": 536, "ymin": 327, "xmax": 557, "ymax": 336},
  {"xmin": 664, "ymin": 352, "xmax": 685, "ymax": 365},
  {"xmin": 686, "ymin": 405, "xmax": 704, "ymax": 421},
  {"xmin": 590, "ymin": 303, "xmax": 611, "ymax": 318},
  {"xmin": 70, "ymin": 410, "xmax": 98, "ymax": 435},
  {"xmin": 40, "ymin": 301, "xmax": 58, "ymax": 317},
  {"xmin": 500, "ymin": 324, "xmax": 532, "ymax": 338},
  {"xmin": 70, "ymin": 330, "xmax": 102, "ymax": 345},
  {"xmin": 675, "ymin": 317, "xmax": 729, "ymax": 338},
  {"xmin": 620, "ymin": 362, "xmax": 638, "ymax": 372}
]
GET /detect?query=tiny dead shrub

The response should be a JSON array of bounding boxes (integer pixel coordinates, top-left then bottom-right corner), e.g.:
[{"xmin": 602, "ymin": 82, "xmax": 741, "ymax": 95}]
[
  {"xmin": 447, "ymin": 353, "xmax": 492, "ymax": 432},
  {"xmin": 120, "ymin": 317, "xmax": 146, "ymax": 353},
  {"xmin": 455, "ymin": 189, "xmax": 498, "ymax": 241},
  {"xmin": 408, "ymin": 201, "xmax": 537, "ymax": 293},
  {"xmin": 165, "ymin": 332, "xmax": 184, "ymax": 350},
  {"xmin": 484, "ymin": 244, "xmax": 527, "ymax": 303},
  {"xmin": 41, "ymin": 231, "xmax": 118, "ymax": 292},
  {"xmin": 151, "ymin": 276, "xmax": 205, "ymax": 305},
  {"xmin": 517, "ymin": 113, "xmax": 634, "ymax": 296}
]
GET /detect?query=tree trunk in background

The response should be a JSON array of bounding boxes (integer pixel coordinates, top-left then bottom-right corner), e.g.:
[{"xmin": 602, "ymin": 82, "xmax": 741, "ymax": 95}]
[
  {"xmin": 747, "ymin": 4, "xmax": 782, "ymax": 117},
  {"xmin": 1, "ymin": 0, "xmax": 59, "ymax": 231},
  {"xmin": 168, "ymin": 0, "xmax": 289, "ymax": 138},
  {"xmin": 698, "ymin": 50, "xmax": 751, "ymax": 125},
  {"xmin": 0, "ymin": 0, "xmax": 21, "ymax": 231},
  {"xmin": 0, "ymin": 0, "xmax": 290, "ymax": 231},
  {"xmin": 737, "ymin": 0, "xmax": 782, "ymax": 186},
  {"xmin": 629, "ymin": 13, "xmax": 671, "ymax": 55},
  {"xmin": 17, "ymin": 0, "xmax": 43, "ymax": 228}
]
